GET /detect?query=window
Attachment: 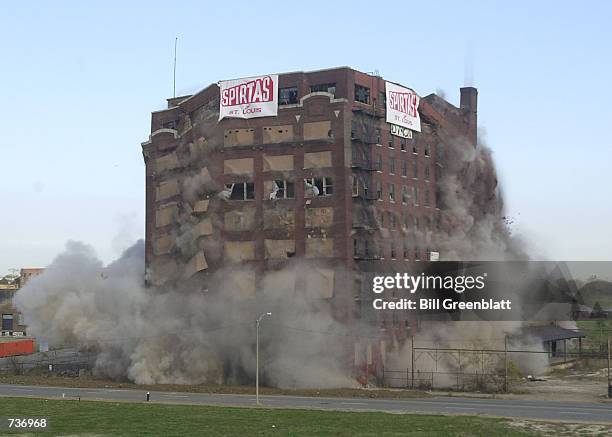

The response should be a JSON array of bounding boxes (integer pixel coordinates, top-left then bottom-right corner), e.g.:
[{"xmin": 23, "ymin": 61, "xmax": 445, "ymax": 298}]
[
  {"xmin": 412, "ymin": 143, "xmax": 419, "ymax": 154},
  {"xmin": 375, "ymin": 128, "xmax": 381, "ymax": 145},
  {"xmin": 378, "ymin": 91, "xmax": 386, "ymax": 106},
  {"xmin": 424, "ymin": 144, "xmax": 431, "ymax": 156},
  {"xmin": 227, "ymin": 182, "xmax": 255, "ymax": 200},
  {"xmin": 413, "ymin": 186, "xmax": 419, "ymax": 205},
  {"xmin": 389, "ymin": 183, "xmax": 395, "ymax": 202},
  {"xmin": 355, "ymin": 84, "xmax": 370, "ymax": 104},
  {"xmin": 403, "ymin": 242, "xmax": 410, "ymax": 259},
  {"xmin": 424, "ymin": 189, "xmax": 430, "ymax": 207},
  {"xmin": 375, "ymin": 153, "xmax": 382, "ymax": 171},
  {"xmin": 389, "ymin": 156, "xmax": 395, "ymax": 174},
  {"xmin": 269, "ymin": 180, "xmax": 295, "ymax": 199},
  {"xmin": 424, "ymin": 165, "xmax": 430, "ymax": 180},
  {"xmin": 351, "ymin": 175, "xmax": 359, "ymax": 197},
  {"xmin": 304, "ymin": 177, "xmax": 333, "ymax": 197},
  {"xmin": 376, "ymin": 181, "xmax": 383, "ymax": 200},
  {"xmin": 402, "ymin": 160, "xmax": 408, "ymax": 177},
  {"xmin": 414, "ymin": 247, "xmax": 421, "ymax": 261},
  {"xmin": 389, "ymin": 212, "xmax": 396, "ymax": 229},
  {"xmin": 388, "ymin": 135, "xmax": 394, "ymax": 148},
  {"xmin": 364, "ymin": 239, "xmax": 370, "ymax": 257},
  {"xmin": 414, "ymin": 215, "xmax": 420, "ymax": 230},
  {"xmin": 377, "ymin": 210, "xmax": 384, "ymax": 227},
  {"xmin": 402, "ymin": 186, "xmax": 409, "ymax": 204},
  {"xmin": 310, "ymin": 83, "xmax": 336, "ymax": 96},
  {"xmin": 351, "ymin": 119, "xmax": 358, "ymax": 139},
  {"xmin": 400, "ymin": 137, "xmax": 407, "ymax": 152},
  {"xmin": 279, "ymin": 87, "xmax": 298, "ymax": 105},
  {"xmin": 391, "ymin": 243, "xmax": 397, "ymax": 259},
  {"xmin": 404, "ymin": 213, "xmax": 411, "ymax": 229},
  {"xmin": 412, "ymin": 160, "xmax": 418, "ymax": 179}
]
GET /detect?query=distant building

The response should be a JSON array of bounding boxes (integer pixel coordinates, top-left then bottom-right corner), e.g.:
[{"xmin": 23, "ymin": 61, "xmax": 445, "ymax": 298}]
[
  {"xmin": 19, "ymin": 268, "xmax": 44, "ymax": 288},
  {"xmin": 0, "ymin": 268, "xmax": 43, "ymax": 336}
]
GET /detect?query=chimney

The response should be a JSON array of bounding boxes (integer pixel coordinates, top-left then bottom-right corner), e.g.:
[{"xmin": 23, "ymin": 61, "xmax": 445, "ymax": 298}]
[{"xmin": 460, "ymin": 87, "xmax": 478, "ymax": 147}]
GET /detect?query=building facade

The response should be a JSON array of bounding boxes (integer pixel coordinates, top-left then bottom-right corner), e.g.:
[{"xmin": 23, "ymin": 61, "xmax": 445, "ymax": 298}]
[{"xmin": 141, "ymin": 67, "xmax": 477, "ymax": 325}]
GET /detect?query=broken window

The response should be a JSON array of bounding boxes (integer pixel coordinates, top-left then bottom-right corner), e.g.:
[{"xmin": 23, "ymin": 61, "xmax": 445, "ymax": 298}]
[
  {"xmin": 355, "ymin": 84, "xmax": 370, "ymax": 104},
  {"xmin": 226, "ymin": 182, "xmax": 255, "ymax": 200},
  {"xmin": 424, "ymin": 144, "xmax": 431, "ymax": 156},
  {"xmin": 413, "ymin": 186, "xmax": 419, "ymax": 205},
  {"xmin": 402, "ymin": 160, "xmax": 408, "ymax": 177},
  {"xmin": 402, "ymin": 186, "xmax": 409, "ymax": 204},
  {"xmin": 389, "ymin": 183, "xmax": 395, "ymax": 202},
  {"xmin": 412, "ymin": 143, "xmax": 419, "ymax": 154},
  {"xmin": 376, "ymin": 181, "xmax": 383, "ymax": 200},
  {"xmin": 269, "ymin": 180, "xmax": 295, "ymax": 199},
  {"xmin": 424, "ymin": 165, "xmax": 430, "ymax": 180},
  {"xmin": 310, "ymin": 83, "xmax": 336, "ymax": 96},
  {"xmin": 279, "ymin": 87, "xmax": 298, "ymax": 105},
  {"xmin": 389, "ymin": 156, "xmax": 395, "ymax": 174},
  {"xmin": 304, "ymin": 177, "xmax": 333, "ymax": 197},
  {"xmin": 413, "ymin": 160, "xmax": 418, "ymax": 179},
  {"xmin": 376, "ymin": 153, "xmax": 382, "ymax": 171},
  {"xmin": 400, "ymin": 137, "xmax": 407, "ymax": 152}
]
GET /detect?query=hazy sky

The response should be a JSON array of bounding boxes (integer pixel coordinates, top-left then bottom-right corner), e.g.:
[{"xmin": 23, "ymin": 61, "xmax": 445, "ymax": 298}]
[{"xmin": 1, "ymin": 1, "xmax": 611, "ymax": 273}]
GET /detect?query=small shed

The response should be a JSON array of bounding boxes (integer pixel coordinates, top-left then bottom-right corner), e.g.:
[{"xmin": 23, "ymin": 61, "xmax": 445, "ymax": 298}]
[{"xmin": 517, "ymin": 325, "xmax": 585, "ymax": 360}]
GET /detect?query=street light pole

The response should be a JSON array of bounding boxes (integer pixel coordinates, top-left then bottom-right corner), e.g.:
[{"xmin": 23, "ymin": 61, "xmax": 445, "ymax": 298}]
[{"xmin": 256, "ymin": 312, "xmax": 272, "ymax": 405}]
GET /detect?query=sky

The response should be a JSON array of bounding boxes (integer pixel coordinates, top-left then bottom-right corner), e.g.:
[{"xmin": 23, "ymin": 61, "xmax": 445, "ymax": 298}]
[{"xmin": 1, "ymin": 1, "xmax": 611, "ymax": 273}]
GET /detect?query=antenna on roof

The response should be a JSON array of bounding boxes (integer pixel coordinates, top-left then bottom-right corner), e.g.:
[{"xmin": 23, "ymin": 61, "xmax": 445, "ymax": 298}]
[{"xmin": 173, "ymin": 37, "xmax": 178, "ymax": 98}]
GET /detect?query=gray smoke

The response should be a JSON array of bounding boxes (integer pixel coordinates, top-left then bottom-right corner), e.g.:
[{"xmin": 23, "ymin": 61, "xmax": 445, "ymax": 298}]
[{"xmin": 15, "ymin": 241, "xmax": 357, "ymax": 388}]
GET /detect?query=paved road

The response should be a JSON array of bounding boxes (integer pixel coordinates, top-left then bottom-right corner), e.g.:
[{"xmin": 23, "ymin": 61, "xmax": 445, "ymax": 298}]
[{"xmin": 1, "ymin": 384, "xmax": 611, "ymax": 423}]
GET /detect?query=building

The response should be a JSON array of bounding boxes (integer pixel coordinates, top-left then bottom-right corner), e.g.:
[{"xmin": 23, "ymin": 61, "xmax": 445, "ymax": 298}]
[
  {"xmin": 19, "ymin": 268, "xmax": 44, "ymax": 288},
  {"xmin": 0, "ymin": 268, "xmax": 43, "ymax": 336},
  {"xmin": 141, "ymin": 67, "xmax": 477, "ymax": 326}
]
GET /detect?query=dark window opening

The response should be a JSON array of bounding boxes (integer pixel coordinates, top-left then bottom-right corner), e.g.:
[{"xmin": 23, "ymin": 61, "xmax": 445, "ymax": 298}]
[
  {"xmin": 310, "ymin": 83, "xmax": 336, "ymax": 96},
  {"xmin": 279, "ymin": 87, "xmax": 298, "ymax": 105},
  {"xmin": 389, "ymin": 157, "xmax": 395, "ymax": 174},
  {"xmin": 227, "ymin": 182, "xmax": 255, "ymax": 200},
  {"xmin": 355, "ymin": 84, "xmax": 370, "ymax": 104},
  {"xmin": 304, "ymin": 177, "xmax": 333, "ymax": 197},
  {"xmin": 269, "ymin": 180, "xmax": 295, "ymax": 199}
]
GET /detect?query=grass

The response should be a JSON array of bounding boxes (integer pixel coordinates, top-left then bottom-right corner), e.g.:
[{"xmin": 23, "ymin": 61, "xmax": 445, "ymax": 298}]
[
  {"xmin": 576, "ymin": 319, "xmax": 612, "ymax": 351},
  {"xmin": 0, "ymin": 397, "xmax": 538, "ymax": 436}
]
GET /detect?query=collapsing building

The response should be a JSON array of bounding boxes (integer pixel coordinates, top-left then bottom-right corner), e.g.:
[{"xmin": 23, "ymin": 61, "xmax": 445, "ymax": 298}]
[{"xmin": 143, "ymin": 66, "xmax": 477, "ymax": 308}]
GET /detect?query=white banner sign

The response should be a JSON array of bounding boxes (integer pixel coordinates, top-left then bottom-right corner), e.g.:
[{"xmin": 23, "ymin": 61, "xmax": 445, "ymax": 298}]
[
  {"xmin": 385, "ymin": 81, "xmax": 421, "ymax": 132},
  {"xmin": 390, "ymin": 123, "xmax": 413, "ymax": 139},
  {"xmin": 219, "ymin": 74, "xmax": 278, "ymax": 121}
]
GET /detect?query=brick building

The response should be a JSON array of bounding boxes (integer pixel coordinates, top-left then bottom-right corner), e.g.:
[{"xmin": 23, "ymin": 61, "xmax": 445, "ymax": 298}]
[{"xmin": 141, "ymin": 66, "xmax": 477, "ymax": 324}]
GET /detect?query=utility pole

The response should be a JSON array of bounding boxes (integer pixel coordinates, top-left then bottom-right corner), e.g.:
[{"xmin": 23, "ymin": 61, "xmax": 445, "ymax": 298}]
[
  {"xmin": 173, "ymin": 37, "xmax": 178, "ymax": 98},
  {"xmin": 504, "ymin": 335, "xmax": 508, "ymax": 393},
  {"xmin": 608, "ymin": 337, "xmax": 612, "ymax": 398},
  {"xmin": 256, "ymin": 312, "xmax": 272, "ymax": 405},
  {"xmin": 411, "ymin": 336, "xmax": 415, "ymax": 389}
]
